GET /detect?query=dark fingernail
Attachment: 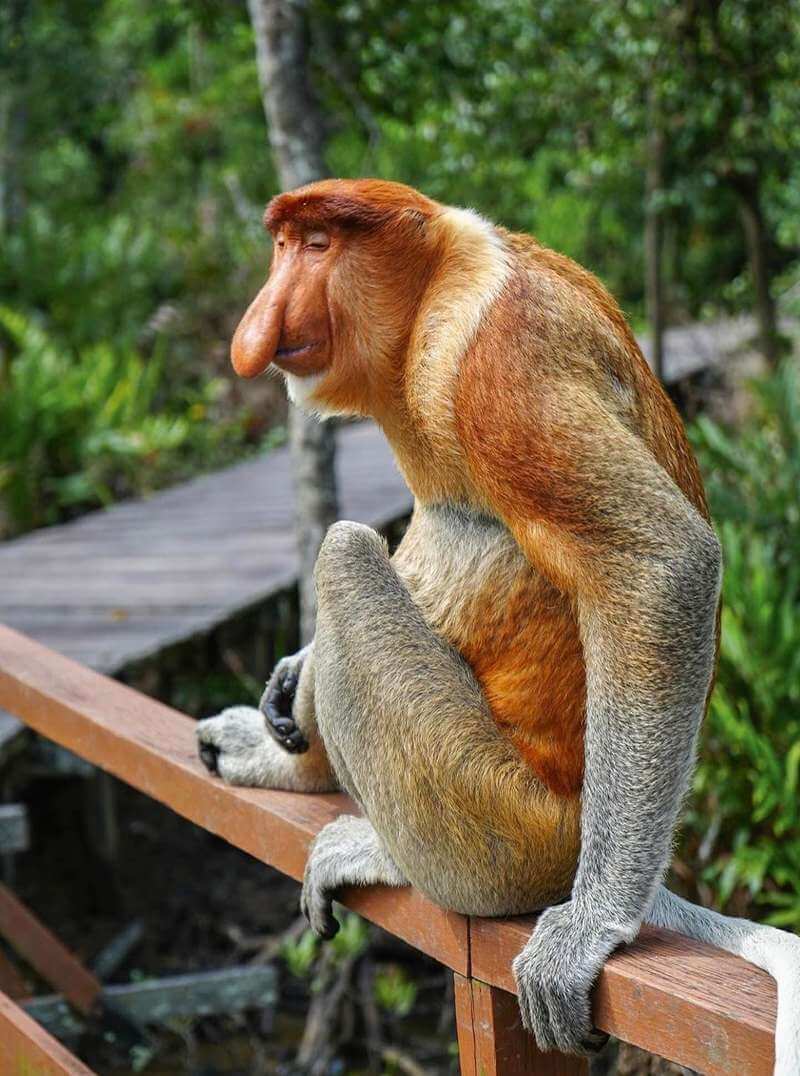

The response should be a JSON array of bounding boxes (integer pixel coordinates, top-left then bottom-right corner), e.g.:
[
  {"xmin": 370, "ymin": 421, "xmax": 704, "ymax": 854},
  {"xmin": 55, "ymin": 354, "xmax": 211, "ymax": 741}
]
[
  {"xmin": 198, "ymin": 743, "xmax": 219, "ymax": 774},
  {"xmin": 581, "ymin": 1031, "xmax": 610, "ymax": 1054},
  {"xmin": 320, "ymin": 915, "xmax": 339, "ymax": 941}
]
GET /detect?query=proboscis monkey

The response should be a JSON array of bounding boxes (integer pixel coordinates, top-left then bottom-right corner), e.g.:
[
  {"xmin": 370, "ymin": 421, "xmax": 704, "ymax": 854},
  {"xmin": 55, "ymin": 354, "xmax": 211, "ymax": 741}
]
[{"xmin": 197, "ymin": 179, "xmax": 800, "ymax": 1069}]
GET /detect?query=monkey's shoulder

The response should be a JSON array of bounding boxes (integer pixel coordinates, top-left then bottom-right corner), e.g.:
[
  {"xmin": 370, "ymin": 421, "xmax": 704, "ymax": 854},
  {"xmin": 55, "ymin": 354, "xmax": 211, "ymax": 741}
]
[{"xmin": 489, "ymin": 229, "xmax": 649, "ymax": 413}]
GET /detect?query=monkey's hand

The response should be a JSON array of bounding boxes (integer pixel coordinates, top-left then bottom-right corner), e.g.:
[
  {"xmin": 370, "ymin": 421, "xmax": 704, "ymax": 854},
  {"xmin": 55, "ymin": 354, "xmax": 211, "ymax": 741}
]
[
  {"xmin": 259, "ymin": 647, "xmax": 310, "ymax": 754},
  {"xmin": 512, "ymin": 901, "xmax": 625, "ymax": 1056}
]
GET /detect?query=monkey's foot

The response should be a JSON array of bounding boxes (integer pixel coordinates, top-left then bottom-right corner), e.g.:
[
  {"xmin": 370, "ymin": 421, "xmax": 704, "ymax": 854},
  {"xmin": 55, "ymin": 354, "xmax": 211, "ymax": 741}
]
[
  {"xmin": 197, "ymin": 706, "xmax": 284, "ymax": 787},
  {"xmin": 512, "ymin": 901, "xmax": 621, "ymax": 1056},
  {"xmin": 301, "ymin": 816, "xmax": 407, "ymax": 939},
  {"xmin": 260, "ymin": 649, "xmax": 309, "ymax": 754}
]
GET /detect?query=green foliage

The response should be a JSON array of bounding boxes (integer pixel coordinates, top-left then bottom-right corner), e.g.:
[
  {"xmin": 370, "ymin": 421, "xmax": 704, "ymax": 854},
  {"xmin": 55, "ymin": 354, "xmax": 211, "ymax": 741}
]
[
  {"xmin": 281, "ymin": 913, "xmax": 368, "ymax": 981},
  {"xmin": 0, "ymin": 307, "xmax": 248, "ymax": 535},
  {"xmin": 331, "ymin": 911, "xmax": 370, "ymax": 959},
  {"xmin": 373, "ymin": 965, "xmax": 417, "ymax": 1018},
  {"xmin": 281, "ymin": 929, "xmax": 320, "ymax": 979},
  {"xmin": 687, "ymin": 363, "xmax": 800, "ymax": 926}
]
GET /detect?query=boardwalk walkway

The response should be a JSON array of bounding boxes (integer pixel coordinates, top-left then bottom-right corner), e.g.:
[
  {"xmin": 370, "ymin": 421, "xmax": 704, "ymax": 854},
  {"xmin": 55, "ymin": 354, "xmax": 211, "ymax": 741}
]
[{"xmin": 0, "ymin": 422, "xmax": 411, "ymax": 676}]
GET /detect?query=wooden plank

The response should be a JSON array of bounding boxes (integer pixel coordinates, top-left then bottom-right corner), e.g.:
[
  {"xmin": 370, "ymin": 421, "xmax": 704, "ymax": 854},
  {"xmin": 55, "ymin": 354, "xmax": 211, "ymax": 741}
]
[
  {"xmin": 0, "ymin": 885, "xmax": 101, "ymax": 1015},
  {"xmin": 0, "ymin": 626, "xmax": 468, "ymax": 975},
  {"xmin": 0, "ymin": 948, "xmax": 30, "ymax": 1000},
  {"xmin": 454, "ymin": 974, "xmax": 587, "ymax": 1076},
  {"xmin": 0, "ymin": 990, "xmax": 96, "ymax": 1075},
  {"xmin": 25, "ymin": 965, "xmax": 277, "ymax": 1038},
  {"xmin": 453, "ymin": 973, "xmax": 477, "ymax": 1076},
  {"xmin": 469, "ymin": 914, "xmax": 776, "ymax": 1076}
]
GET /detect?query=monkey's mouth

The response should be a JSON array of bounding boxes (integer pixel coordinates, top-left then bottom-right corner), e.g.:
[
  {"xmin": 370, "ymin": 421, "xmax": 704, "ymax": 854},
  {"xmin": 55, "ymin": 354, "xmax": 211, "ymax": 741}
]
[
  {"xmin": 273, "ymin": 340, "xmax": 326, "ymax": 377},
  {"xmin": 276, "ymin": 341, "xmax": 320, "ymax": 360}
]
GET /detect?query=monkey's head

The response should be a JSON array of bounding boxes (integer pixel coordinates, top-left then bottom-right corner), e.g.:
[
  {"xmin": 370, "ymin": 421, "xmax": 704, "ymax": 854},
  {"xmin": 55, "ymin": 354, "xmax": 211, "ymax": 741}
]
[{"xmin": 231, "ymin": 178, "xmax": 441, "ymax": 416}]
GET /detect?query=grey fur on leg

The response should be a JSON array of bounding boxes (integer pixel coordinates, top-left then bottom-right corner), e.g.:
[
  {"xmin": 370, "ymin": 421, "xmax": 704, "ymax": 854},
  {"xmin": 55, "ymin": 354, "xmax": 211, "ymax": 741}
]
[
  {"xmin": 196, "ymin": 706, "xmax": 337, "ymax": 792},
  {"xmin": 301, "ymin": 815, "xmax": 407, "ymax": 938}
]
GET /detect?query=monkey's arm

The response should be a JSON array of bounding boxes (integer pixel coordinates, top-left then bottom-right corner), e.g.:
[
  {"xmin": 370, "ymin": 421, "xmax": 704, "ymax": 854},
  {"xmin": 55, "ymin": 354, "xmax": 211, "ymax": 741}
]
[{"xmin": 460, "ymin": 380, "xmax": 721, "ymax": 1054}]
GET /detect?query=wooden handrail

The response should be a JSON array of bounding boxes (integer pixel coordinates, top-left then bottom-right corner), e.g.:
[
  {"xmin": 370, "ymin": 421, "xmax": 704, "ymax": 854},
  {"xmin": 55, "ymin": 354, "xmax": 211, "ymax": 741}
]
[
  {"xmin": 0, "ymin": 990, "xmax": 95, "ymax": 1075},
  {"xmin": 0, "ymin": 624, "xmax": 777, "ymax": 1075}
]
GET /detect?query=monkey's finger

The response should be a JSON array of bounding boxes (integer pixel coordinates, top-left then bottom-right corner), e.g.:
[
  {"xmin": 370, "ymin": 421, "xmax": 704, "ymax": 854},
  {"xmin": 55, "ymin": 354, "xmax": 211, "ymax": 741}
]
[
  {"xmin": 263, "ymin": 670, "xmax": 298, "ymax": 716},
  {"xmin": 262, "ymin": 702, "xmax": 309, "ymax": 753},
  {"xmin": 515, "ymin": 973, "xmax": 554, "ymax": 1050},
  {"xmin": 261, "ymin": 673, "xmax": 309, "ymax": 752},
  {"xmin": 528, "ymin": 991, "xmax": 557, "ymax": 1053},
  {"xmin": 542, "ymin": 983, "xmax": 589, "ymax": 1055}
]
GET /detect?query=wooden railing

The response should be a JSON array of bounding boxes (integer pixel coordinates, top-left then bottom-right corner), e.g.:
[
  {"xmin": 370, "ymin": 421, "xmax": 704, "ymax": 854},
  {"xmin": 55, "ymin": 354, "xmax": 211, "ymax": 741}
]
[{"xmin": 0, "ymin": 624, "xmax": 778, "ymax": 1075}]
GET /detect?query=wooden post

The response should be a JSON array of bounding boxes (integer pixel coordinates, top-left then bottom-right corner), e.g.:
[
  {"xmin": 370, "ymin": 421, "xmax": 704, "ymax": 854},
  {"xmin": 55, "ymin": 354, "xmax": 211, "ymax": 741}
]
[
  {"xmin": 0, "ymin": 990, "xmax": 96, "ymax": 1076},
  {"xmin": 0, "ymin": 885, "xmax": 101, "ymax": 1014},
  {"xmin": 454, "ymin": 974, "xmax": 589, "ymax": 1076}
]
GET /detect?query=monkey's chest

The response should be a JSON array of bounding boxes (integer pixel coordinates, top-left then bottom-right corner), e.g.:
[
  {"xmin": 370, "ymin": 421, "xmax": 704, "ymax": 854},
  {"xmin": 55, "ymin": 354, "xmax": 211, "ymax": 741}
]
[{"xmin": 393, "ymin": 503, "xmax": 586, "ymax": 797}]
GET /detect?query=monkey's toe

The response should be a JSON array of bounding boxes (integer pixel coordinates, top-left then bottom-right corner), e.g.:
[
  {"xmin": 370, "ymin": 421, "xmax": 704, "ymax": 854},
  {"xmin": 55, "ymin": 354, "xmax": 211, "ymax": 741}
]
[
  {"xmin": 300, "ymin": 885, "xmax": 339, "ymax": 940},
  {"xmin": 198, "ymin": 741, "xmax": 220, "ymax": 775},
  {"xmin": 195, "ymin": 708, "xmax": 274, "ymax": 787},
  {"xmin": 580, "ymin": 1030, "xmax": 610, "ymax": 1054}
]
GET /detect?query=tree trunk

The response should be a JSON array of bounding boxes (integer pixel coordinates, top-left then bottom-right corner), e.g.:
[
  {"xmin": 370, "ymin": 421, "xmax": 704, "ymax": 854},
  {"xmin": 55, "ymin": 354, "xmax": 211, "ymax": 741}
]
[
  {"xmin": 644, "ymin": 91, "xmax": 666, "ymax": 382},
  {"xmin": 247, "ymin": 0, "xmax": 339, "ymax": 644},
  {"xmin": 0, "ymin": 0, "xmax": 28, "ymax": 237},
  {"xmin": 733, "ymin": 175, "xmax": 780, "ymax": 367}
]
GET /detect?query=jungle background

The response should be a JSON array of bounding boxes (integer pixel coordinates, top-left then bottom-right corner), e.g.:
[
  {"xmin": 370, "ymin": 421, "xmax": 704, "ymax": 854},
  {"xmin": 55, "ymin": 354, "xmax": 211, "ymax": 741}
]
[{"xmin": 1, "ymin": 0, "xmax": 799, "ymax": 1073}]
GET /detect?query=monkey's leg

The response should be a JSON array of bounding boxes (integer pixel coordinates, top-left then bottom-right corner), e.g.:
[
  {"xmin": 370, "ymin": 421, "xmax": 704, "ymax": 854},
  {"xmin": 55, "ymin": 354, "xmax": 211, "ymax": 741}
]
[
  {"xmin": 196, "ymin": 646, "xmax": 337, "ymax": 792},
  {"xmin": 301, "ymin": 815, "xmax": 407, "ymax": 938},
  {"xmin": 308, "ymin": 521, "xmax": 576, "ymax": 922}
]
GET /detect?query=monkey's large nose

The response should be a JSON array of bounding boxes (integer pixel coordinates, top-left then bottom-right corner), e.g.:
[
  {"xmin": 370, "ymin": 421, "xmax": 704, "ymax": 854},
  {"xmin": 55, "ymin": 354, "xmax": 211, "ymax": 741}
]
[{"xmin": 231, "ymin": 283, "xmax": 285, "ymax": 378}]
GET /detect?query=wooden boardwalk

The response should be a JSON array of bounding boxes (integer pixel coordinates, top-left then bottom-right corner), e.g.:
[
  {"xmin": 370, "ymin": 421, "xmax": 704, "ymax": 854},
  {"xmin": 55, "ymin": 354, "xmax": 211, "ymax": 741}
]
[{"xmin": 0, "ymin": 422, "xmax": 411, "ymax": 675}]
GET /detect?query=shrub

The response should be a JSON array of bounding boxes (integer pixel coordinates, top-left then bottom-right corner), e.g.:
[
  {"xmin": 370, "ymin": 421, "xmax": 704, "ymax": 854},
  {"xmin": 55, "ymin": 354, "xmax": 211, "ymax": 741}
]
[
  {"xmin": 685, "ymin": 362, "xmax": 800, "ymax": 927},
  {"xmin": 0, "ymin": 306, "xmax": 248, "ymax": 536}
]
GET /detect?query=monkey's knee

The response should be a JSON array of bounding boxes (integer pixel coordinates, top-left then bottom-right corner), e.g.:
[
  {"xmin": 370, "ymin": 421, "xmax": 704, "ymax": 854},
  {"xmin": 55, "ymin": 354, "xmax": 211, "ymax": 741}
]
[
  {"xmin": 316, "ymin": 518, "xmax": 387, "ymax": 585},
  {"xmin": 314, "ymin": 521, "xmax": 392, "ymax": 608}
]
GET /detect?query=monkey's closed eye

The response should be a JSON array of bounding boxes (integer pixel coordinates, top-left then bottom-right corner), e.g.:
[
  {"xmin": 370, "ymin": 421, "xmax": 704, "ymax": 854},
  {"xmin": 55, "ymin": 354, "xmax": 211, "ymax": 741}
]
[{"xmin": 305, "ymin": 231, "xmax": 330, "ymax": 251}]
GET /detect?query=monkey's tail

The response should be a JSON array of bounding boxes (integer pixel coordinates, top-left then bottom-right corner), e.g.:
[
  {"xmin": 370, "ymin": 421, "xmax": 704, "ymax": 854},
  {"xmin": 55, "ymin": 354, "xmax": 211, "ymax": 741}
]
[{"xmin": 646, "ymin": 885, "xmax": 800, "ymax": 1076}]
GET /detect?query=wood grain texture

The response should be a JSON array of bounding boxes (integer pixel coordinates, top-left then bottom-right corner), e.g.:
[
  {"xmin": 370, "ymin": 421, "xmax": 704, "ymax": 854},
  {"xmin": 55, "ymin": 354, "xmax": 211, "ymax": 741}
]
[
  {"xmin": 470, "ymin": 915, "xmax": 776, "ymax": 1075},
  {"xmin": 454, "ymin": 974, "xmax": 588, "ymax": 1076},
  {"xmin": 0, "ymin": 990, "xmax": 96, "ymax": 1075},
  {"xmin": 0, "ymin": 626, "xmax": 468, "ymax": 974},
  {"xmin": 0, "ymin": 422, "xmax": 412, "ymax": 675}
]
